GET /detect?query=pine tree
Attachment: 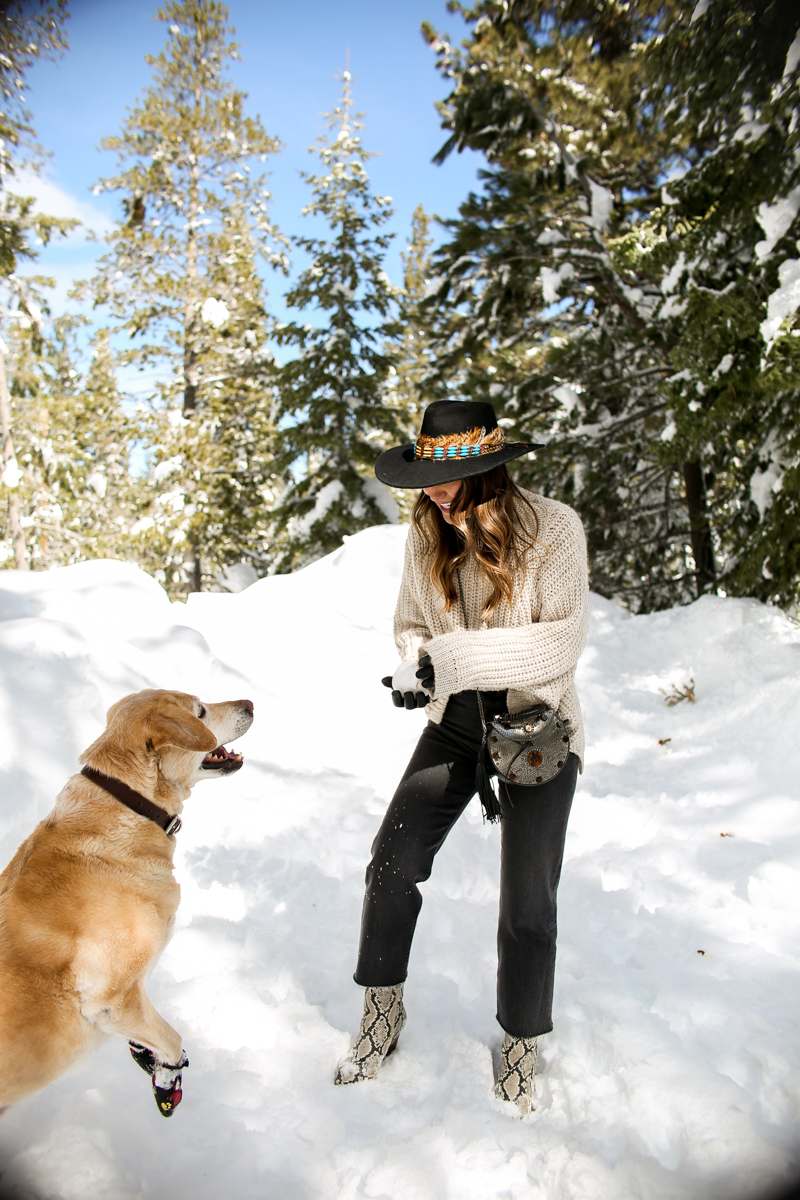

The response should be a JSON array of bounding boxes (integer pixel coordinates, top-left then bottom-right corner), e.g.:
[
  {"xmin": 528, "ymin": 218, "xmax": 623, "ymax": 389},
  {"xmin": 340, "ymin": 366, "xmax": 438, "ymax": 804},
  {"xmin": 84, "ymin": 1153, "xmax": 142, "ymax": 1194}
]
[
  {"xmin": 384, "ymin": 204, "xmax": 442, "ymax": 522},
  {"xmin": 48, "ymin": 325, "xmax": 143, "ymax": 564},
  {"xmin": 394, "ymin": 204, "xmax": 435, "ymax": 434},
  {"xmin": 125, "ymin": 218, "xmax": 282, "ymax": 596},
  {"xmin": 87, "ymin": 0, "xmax": 286, "ymax": 594},
  {"xmin": 0, "ymin": 300, "xmax": 53, "ymax": 568},
  {"xmin": 0, "ymin": 0, "xmax": 75, "ymax": 569},
  {"xmin": 422, "ymin": 0, "xmax": 800, "ymax": 613},
  {"xmin": 631, "ymin": 1, "xmax": 800, "ymax": 611},
  {"xmin": 0, "ymin": 316, "xmax": 142, "ymax": 569},
  {"xmin": 271, "ymin": 67, "xmax": 402, "ymax": 570},
  {"xmin": 421, "ymin": 0, "xmax": 712, "ymax": 610},
  {"xmin": 0, "ymin": 0, "xmax": 70, "ymax": 272}
]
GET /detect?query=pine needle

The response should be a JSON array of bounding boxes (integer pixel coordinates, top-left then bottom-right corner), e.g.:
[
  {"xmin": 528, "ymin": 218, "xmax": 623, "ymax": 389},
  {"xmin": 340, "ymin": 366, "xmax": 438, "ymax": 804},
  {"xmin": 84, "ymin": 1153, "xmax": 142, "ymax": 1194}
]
[{"xmin": 660, "ymin": 678, "xmax": 696, "ymax": 706}]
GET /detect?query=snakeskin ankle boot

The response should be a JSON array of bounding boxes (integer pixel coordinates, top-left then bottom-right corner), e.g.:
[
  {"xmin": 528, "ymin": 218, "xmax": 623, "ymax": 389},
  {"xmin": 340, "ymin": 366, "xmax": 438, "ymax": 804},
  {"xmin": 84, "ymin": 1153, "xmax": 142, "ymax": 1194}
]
[
  {"xmin": 334, "ymin": 984, "xmax": 406, "ymax": 1085},
  {"xmin": 494, "ymin": 1032, "xmax": 538, "ymax": 1115}
]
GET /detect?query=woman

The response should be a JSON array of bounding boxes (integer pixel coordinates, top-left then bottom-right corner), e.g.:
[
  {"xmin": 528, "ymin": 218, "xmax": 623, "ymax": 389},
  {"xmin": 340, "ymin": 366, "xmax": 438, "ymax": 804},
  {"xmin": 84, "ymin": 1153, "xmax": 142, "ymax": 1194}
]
[{"xmin": 334, "ymin": 399, "xmax": 589, "ymax": 1115}]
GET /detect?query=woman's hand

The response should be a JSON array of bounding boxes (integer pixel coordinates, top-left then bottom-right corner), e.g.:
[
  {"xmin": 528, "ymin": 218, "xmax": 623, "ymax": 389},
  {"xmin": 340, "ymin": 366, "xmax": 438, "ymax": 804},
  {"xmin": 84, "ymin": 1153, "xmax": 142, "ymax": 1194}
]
[
  {"xmin": 381, "ymin": 659, "xmax": 430, "ymax": 710},
  {"xmin": 415, "ymin": 654, "xmax": 435, "ymax": 693}
]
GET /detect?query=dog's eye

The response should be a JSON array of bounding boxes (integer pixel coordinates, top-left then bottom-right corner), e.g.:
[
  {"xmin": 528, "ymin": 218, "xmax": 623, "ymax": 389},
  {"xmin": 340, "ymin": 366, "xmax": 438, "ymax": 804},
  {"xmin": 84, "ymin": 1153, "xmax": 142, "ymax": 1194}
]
[{"xmin": 198, "ymin": 704, "xmax": 207, "ymax": 719}]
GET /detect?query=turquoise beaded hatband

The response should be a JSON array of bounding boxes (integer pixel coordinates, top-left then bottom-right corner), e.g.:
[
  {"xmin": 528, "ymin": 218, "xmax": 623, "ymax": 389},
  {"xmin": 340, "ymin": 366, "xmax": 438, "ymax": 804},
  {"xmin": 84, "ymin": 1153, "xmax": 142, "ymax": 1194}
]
[
  {"xmin": 375, "ymin": 400, "xmax": 544, "ymax": 489},
  {"xmin": 418, "ymin": 442, "xmax": 485, "ymax": 460},
  {"xmin": 413, "ymin": 425, "xmax": 505, "ymax": 461}
]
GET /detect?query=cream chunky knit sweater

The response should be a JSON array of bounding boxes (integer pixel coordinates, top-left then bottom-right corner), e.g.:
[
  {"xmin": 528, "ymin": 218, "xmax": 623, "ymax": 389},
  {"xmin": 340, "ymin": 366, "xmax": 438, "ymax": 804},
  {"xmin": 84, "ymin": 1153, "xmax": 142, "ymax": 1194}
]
[{"xmin": 393, "ymin": 490, "xmax": 589, "ymax": 768}]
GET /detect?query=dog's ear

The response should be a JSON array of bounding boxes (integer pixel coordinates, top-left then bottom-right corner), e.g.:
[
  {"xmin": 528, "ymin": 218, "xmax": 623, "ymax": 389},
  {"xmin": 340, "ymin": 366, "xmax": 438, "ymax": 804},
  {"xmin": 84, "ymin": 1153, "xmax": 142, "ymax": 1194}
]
[{"xmin": 147, "ymin": 704, "xmax": 217, "ymax": 753}]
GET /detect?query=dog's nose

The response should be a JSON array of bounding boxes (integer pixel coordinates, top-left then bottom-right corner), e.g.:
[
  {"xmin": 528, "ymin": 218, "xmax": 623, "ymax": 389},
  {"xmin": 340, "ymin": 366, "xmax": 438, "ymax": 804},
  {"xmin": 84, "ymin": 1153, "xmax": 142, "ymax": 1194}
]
[{"xmin": 240, "ymin": 699, "xmax": 254, "ymax": 713}]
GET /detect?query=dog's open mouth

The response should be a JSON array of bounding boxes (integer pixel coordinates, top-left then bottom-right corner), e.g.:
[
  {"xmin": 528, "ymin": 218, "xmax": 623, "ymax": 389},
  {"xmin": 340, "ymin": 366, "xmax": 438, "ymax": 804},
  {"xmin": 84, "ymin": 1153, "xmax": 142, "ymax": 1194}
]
[{"xmin": 200, "ymin": 745, "xmax": 244, "ymax": 773}]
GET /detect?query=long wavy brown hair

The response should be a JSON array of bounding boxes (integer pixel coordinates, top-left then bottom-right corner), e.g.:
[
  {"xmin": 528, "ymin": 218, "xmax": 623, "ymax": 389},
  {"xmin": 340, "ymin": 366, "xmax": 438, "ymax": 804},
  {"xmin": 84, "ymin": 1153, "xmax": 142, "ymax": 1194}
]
[{"xmin": 411, "ymin": 464, "xmax": 539, "ymax": 620}]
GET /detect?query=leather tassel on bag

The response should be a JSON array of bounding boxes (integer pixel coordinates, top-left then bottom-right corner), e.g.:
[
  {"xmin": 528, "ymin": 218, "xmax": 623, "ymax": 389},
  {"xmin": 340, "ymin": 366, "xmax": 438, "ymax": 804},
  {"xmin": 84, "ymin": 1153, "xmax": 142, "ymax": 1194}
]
[{"xmin": 476, "ymin": 728, "xmax": 503, "ymax": 824}]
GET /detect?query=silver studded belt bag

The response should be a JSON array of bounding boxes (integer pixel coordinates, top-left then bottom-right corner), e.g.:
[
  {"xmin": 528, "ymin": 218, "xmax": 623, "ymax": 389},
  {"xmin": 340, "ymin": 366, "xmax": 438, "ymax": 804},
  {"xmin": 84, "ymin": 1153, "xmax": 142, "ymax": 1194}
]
[{"xmin": 480, "ymin": 696, "xmax": 571, "ymax": 787}]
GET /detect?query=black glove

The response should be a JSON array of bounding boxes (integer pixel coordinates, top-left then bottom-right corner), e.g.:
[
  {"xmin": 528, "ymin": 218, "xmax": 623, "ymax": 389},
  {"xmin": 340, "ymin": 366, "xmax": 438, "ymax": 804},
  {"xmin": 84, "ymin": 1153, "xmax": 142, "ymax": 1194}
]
[
  {"xmin": 381, "ymin": 676, "xmax": 429, "ymax": 709},
  {"xmin": 416, "ymin": 654, "xmax": 435, "ymax": 693}
]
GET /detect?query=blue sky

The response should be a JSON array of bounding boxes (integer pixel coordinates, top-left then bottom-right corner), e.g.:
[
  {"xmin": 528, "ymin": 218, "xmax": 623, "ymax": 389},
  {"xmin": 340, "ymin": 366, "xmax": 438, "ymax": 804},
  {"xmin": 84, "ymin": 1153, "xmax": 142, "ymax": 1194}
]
[{"xmin": 23, "ymin": 0, "xmax": 484, "ymax": 366}]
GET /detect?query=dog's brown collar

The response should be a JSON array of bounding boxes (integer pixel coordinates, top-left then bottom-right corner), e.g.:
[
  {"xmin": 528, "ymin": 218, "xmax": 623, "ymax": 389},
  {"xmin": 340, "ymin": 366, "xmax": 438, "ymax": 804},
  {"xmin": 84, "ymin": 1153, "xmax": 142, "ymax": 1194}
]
[{"xmin": 80, "ymin": 766, "xmax": 182, "ymax": 837}]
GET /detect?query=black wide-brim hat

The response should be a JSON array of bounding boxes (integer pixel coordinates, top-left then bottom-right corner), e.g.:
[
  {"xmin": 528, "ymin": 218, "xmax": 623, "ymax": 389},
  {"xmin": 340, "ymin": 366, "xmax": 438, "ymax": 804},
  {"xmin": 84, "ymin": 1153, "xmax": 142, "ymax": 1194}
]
[{"xmin": 374, "ymin": 399, "xmax": 544, "ymax": 489}]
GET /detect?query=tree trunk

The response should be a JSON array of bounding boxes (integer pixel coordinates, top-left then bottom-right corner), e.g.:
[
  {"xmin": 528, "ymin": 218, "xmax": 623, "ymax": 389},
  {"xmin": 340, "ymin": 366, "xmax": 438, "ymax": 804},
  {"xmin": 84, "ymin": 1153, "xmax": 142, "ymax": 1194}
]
[
  {"xmin": 682, "ymin": 460, "xmax": 716, "ymax": 596},
  {"xmin": 181, "ymin": 69, "xmax": 202, "ymax": 587},
  {"xmin": 183, "ymin": 70, "xmax": 201, "ymax": 416},
  {"xmin": 187, "ymin": 541, "xmax": 201, "ymax": 594},
  {"xmin": 0, "ymin": 346, "xmax": 28, "ymax": 570},
  {"xmin": 183, "ymin": 192, "xmax": 198, "ymax": 413}
]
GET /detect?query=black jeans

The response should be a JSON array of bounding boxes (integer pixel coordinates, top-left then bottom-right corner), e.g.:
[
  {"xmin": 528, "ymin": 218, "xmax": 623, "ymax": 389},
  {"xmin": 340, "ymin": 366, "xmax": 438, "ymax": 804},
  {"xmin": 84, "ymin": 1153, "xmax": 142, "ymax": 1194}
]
[{"xmin": 354, "ymin": 690, "xmax": 578, "ymax": 1038}]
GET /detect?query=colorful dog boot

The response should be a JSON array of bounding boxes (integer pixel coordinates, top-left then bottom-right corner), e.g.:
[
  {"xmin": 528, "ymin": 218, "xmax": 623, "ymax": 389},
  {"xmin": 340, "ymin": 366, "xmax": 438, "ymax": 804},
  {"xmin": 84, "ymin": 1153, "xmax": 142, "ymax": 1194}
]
[
  {"xmin": 152, "ymin": 1052, "xmax": 188, "ymax": 1117},
  {"xmin": 129, "ymin": 1042, "xmax": 188, "ymax": 1116},
  {"xmin": 334, "ymin": 984, "xmax": 406, "ymax": 1085},
  {"xmin": 495, "ymin": 1033, "xmax": 537, "ymax": 1115}
]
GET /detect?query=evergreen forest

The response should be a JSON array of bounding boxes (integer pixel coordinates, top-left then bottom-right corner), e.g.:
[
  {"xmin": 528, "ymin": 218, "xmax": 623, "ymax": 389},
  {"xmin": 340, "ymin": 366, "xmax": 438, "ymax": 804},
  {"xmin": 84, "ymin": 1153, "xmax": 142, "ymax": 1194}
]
[{"xmin": 0, "ymin": 0, "xmax": 798, "ymax": 615}]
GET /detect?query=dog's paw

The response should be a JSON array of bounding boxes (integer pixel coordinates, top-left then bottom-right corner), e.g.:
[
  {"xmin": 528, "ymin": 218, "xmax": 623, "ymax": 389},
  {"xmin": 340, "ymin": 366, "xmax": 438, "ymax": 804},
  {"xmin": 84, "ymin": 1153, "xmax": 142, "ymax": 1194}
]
[
  {"xmin": 130, "ymin": 1042, "xmax": 188, "ymax": 1116},
  {"xmin": 129, "ymin": 1041, "xmax": 157, "ymax": 1075},
  {"xmin": 153, "ymin": 1077, "xmax": 182, "ymax": 1117},
  {"xmin": 152, "ymin": 1052, "xmax": 189, "ymax": 1118}
]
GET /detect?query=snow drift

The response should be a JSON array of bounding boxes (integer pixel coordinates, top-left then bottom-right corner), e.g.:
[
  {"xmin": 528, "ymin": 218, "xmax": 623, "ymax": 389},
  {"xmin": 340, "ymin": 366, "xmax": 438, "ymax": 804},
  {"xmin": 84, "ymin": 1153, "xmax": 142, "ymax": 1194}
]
[{"xmin": 0, "ymin": 525, "xmax": 798, "ymax": 1200}]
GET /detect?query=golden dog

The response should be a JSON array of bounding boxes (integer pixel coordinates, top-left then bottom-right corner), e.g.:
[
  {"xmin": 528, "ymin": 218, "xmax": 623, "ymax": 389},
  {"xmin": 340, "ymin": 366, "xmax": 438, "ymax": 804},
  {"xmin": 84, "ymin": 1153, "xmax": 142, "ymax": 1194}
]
[{"xmin": 0, "ymin": 688, "xmax": 253, "ymax": 1116}]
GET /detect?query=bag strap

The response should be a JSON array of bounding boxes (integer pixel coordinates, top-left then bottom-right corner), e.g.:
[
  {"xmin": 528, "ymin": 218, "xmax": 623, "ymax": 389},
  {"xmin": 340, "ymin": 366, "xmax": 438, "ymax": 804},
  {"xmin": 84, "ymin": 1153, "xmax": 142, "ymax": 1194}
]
[
  {"xmin": 456, "ymin": 568, "xmax": 503, "ymax": 824},
  {"xmin": 476, "ymin": 689, "xmax": 487, "ymax": 734}
]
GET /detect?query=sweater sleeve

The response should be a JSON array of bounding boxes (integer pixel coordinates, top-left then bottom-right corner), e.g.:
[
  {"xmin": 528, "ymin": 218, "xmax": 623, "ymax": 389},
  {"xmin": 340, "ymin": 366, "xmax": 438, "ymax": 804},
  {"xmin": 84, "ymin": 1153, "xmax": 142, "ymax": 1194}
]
[
  {"xmin": 424, "ymin": 506, "xmax": 589, "ymax": 698},
  {"xmin": 393, "ymin": 528, "xmax": 434, "ymax": 662}
]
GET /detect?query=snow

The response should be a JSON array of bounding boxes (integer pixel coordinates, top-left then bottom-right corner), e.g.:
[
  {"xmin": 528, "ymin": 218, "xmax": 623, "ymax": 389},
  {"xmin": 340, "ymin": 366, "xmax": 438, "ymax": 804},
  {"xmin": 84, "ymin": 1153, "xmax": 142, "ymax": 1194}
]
[
  {"xmin": 288, "ymin": 479, "xmax": 344, "ymax": 540},
  {"xmin": 540, "ymin": 263, "xmax": 575, "ymax": 306},
  {"xmin": 755, "ymin": 187, "xmax": 800, "ymax": 262},
  {"xmin": 360, "ymin": 474, "xmax": 399, "ymax": 524},
  {"xmin": 690, "ymin": 0, "xmax": 711, "ymax": 23},
  {"xmin": 733, "ymin": 121, "xmax": 770, "ymax": 145},
  {"xmin": 661, "ymin": 251, "xmax": 686, "ymax": 295},
  {"xmin": 586, "ymin": 180, "xmax": 614, "ymax": 234},
  {"xmin": 711, "ymin": 353, "xmax": 734, "ymax": 380},
  {"xmin": 660, "ymin": 295, "xmax": 688, "ymax": 320},
  {"xmin": 0, "ymin": 459, "xmax": 22, "ymax": 490},
  {"xmin": 330, "ymin": 281, "xmax": 357, "ymax": 301},
  {"xmin": 200, "ymin": 297, "xmax": 230, "ymax": 328},
  {"xmin": 86, "ymin": 471, "xmax": 107, "ymax": 499},
  {"xmin": 214, "ymin": 561, "xmax": 259, "ymax": 593},
  {"xmin": 391, "ymin": 657, "xmax": 425, "ymax": 694},
  {"xmin": 552, "ymin": 385, "xmax": 581, "ymax": 416},
  {"xmin": 784, "ymin": 31, "xmax": 800, "ymax": 79},
  {"xmin": 760, "ymin": 258, "xmax": 800, "ymax": 352},
  {"xmin": 1, "ymin": 528, "xmax": 799, "ymax": 1200},
  {"xmin": 749, "ymin": 432, "xmax": 786, "ymax": 518},
  {"xmin": 152, "ymin": 455, "xmax": 184, "ymax": 484}
]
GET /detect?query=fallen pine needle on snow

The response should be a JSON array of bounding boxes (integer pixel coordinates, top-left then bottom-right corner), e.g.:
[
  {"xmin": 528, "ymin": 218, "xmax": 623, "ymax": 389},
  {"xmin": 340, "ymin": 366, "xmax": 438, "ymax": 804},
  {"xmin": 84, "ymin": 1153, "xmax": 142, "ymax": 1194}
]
[{"xmin": 660, "ymin": 677, "xmax": 697, "ymax": 706}]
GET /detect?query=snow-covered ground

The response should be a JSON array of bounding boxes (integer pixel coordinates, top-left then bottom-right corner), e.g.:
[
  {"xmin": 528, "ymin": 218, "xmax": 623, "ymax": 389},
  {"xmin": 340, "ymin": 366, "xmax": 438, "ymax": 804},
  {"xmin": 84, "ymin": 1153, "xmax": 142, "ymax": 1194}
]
[{"xmin": 0, "ymin": 525, "xmax": 799, "ymax": 1200}]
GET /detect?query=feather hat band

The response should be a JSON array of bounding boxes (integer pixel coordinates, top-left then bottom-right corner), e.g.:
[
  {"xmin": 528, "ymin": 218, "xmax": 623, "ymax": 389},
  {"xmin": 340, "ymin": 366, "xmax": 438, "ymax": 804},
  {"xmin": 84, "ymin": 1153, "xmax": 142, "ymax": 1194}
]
[{"xmin": 374, "ymin": 400, "xmax": 544, "ymax": 488}]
